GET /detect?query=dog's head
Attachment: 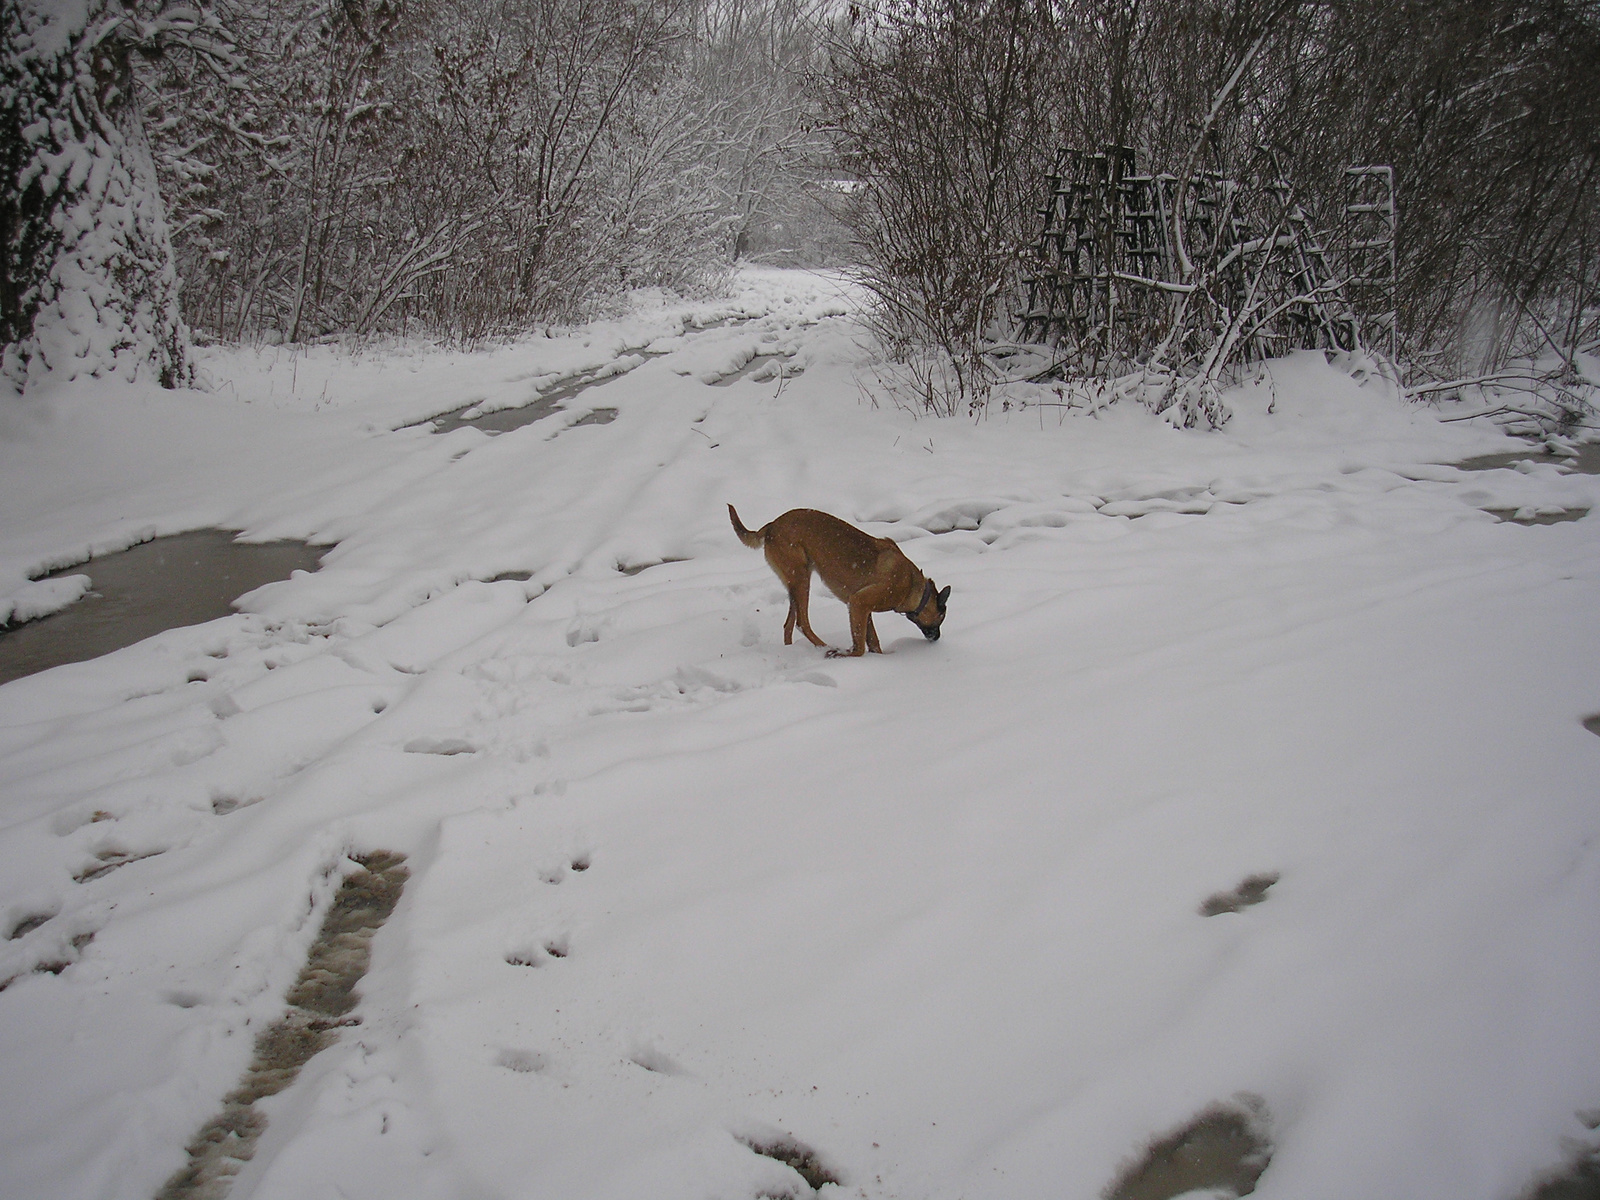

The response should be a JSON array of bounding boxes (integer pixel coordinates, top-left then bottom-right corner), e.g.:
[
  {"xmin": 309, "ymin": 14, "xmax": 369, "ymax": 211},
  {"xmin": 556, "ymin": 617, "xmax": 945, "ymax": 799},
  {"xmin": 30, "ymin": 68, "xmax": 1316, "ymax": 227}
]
[{"xmin": 905, "ymin": 579, "xmax": 951, "ymax": 641}]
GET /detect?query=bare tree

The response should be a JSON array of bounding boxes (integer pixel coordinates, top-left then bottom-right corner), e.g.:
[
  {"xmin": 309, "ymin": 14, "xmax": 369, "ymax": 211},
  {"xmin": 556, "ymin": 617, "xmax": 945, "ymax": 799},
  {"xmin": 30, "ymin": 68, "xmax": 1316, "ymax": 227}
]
[{"xmin": 826, "ymin": 0, "xmax": 1067, "ymax": 412}]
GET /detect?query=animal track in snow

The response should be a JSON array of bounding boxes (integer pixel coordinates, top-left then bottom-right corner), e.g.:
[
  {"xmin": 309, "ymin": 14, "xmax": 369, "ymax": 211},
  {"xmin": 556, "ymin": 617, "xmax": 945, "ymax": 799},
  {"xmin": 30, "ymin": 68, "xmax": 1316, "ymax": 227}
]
[
  {"xmin": 7, "ymin": 908, "xmax": 57, "ymax": 939},
  {"xmin": 403, "ymin": 736, "xmax": 476, "ymax": 756},
  {"xmin": 735, "ymin": 1130, "xmax": 842, "ymax": 1192},
  {"xmin": 211, "ymin": 791, "xmax": 264, "ymax": 816},
  {"xmin": 617, "ymin": 557, "xmax": 689, "ymax": 576},
  {"xmin": 628, "ymin": 1044, "xmax": 685, "ymax": 1075},
  {"xmin": 0, "ymin": 930, "xmax": 95, "ymax": 992},
  {"xmin": 504, "ymin": 934, "xmax": 571, "ymax": 967},
  {"xmin": 74, "ymin": 846, "xmax": 165, "ymax": 883},
  {"xmin": 496, "ymin": 1048, "xmax": 549, "ymax": 1074}
]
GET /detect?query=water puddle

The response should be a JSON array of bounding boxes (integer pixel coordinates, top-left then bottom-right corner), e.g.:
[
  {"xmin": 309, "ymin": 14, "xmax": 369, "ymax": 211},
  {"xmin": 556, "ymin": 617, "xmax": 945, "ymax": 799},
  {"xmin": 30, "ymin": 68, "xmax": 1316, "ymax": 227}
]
[
  {"xmin": 156, "ymin": 852, "xmax": 409, "ymax": 1200},
  {"xmin": 418, "ymin": 354, "xmax": 664, "ymax": 435},
  {"xmin": 1456, "ymin": 444, "xmax": 1600, "ymax": 475},
  {"xmin": 1200, "ymin": 872, "xmax": 1280, "ymax": 916},
  {"xmin": 1450, "ymin": 442, "xmax": 1597, "ymax": 526},
  {"xmin": 425, "ymin": 391, "xmax": 563, "ymax": 435},
  {"xmin": 1485, "ymin": 508, "xmax": 1589, "ymax": 526},
  {"xmin": 0, "ymin": 531, "xmax": 326, "ymax": 686},
  {"xmin": 1105, "ymin": 1097, "xmax": 1272, "ymax": 1200}
]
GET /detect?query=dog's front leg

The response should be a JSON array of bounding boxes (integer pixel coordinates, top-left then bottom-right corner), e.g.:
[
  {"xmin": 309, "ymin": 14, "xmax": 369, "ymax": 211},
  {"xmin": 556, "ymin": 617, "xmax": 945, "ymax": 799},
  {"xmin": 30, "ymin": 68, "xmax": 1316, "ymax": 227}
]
[{"xmin": 828, "ymin": 591, "xmax": 887, "ymax": 657}]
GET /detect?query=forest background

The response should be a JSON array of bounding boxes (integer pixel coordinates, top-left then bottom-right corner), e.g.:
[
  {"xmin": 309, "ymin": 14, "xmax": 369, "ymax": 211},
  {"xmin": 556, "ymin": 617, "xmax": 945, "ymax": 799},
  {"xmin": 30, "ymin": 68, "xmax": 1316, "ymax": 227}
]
[{"xmin": 3, "ymin": 0, "xmax": 1597, "ymax": 399}]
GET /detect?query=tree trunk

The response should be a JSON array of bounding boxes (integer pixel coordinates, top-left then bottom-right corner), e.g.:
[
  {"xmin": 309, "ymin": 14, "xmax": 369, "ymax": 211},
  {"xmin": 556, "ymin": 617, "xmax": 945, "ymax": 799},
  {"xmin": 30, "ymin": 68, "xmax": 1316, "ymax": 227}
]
[{"xmin": 2, "ymin": 0, "xmax": 192, "ymax": 394}]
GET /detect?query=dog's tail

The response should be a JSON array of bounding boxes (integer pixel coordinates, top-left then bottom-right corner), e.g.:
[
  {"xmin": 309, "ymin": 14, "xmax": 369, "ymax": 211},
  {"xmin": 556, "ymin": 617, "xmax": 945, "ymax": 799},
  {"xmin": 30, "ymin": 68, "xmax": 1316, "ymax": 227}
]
[{"xmin": 728, "ymin": 504, "xmax": 765, "ymax": 549}]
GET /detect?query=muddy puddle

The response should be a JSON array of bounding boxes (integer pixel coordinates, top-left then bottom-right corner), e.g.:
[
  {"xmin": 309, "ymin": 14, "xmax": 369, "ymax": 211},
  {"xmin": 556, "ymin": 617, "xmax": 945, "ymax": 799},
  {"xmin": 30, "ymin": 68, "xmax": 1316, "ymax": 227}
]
[
  {"xmin": 156, "ymin": 852, "xmax": 408, "ymax": 1200},
  {"xmin": 1485, "ymin": 508, "xmax": 1589, "ymax": 526},
  {"xmin": 1200, "ymin": 872, "xmax": 1279, "ymax": 916},
  {"xmin": 1451, "ymin": 442, "xmax": 1597, "ymax": 525},
  {"xmin": 1106, "ymin": 1098, "xmax": 1272, "ymax": 1200},
  {"xmin": 0, "ymin": 531, "xmax": 325, "ymax": 686},
  {"xmin": 1455, "ymin": 443, "xmax": 1600, "ymax": 475},
  {"xmin": 419, "ymin": 354, "xmax": 663, "ymax": 435}
]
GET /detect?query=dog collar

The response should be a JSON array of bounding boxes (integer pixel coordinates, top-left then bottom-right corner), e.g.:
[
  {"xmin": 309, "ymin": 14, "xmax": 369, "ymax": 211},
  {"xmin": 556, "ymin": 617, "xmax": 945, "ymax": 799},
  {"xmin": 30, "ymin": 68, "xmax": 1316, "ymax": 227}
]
[{"xmin": 907, "ymin": 578, "xmax": 934, "ymax": 616}]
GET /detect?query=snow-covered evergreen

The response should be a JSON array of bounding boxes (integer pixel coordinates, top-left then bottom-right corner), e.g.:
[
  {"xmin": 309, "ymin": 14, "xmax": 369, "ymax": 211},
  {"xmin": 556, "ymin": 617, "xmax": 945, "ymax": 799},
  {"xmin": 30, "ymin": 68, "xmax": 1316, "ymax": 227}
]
[{"xmin": 2, "ymin": 0, "xmax": 193, "ymax": 392}]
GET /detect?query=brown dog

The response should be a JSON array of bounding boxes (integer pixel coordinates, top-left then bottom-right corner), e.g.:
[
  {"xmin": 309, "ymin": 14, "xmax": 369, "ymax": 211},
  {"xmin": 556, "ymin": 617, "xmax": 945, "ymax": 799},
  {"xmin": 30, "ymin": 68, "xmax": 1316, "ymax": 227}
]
[{"xmin": 729, "ymin": 505, "xmax": 949, "ymax": 657}]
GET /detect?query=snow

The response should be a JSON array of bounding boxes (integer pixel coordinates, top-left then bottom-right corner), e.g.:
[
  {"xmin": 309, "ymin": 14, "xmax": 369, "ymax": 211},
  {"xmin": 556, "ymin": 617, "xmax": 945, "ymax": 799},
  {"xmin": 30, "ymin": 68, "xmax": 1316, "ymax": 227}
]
[{"xmin": 1, "ymin": 268, "xmax": 1599, "ymax": 1200}]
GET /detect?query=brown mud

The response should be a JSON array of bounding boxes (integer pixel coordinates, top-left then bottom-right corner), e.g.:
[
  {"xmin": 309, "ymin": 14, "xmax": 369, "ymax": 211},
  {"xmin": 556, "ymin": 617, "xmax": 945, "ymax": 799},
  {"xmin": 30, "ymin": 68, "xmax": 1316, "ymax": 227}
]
[{"xmin": 155, "ymin": 852, "xmax": 409, "ymax": 1200}]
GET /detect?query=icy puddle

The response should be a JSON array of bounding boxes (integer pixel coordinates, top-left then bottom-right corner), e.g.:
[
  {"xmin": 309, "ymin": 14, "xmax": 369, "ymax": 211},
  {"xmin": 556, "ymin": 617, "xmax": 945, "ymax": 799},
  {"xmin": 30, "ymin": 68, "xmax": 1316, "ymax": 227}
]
[
  {"xmin": 156, "ymin": 852, "xmax": 409, "ymax": 1200},
  {"xmin": 1453, "ymin": 443, "xmax": 1598, "ymax": 525},
  {"xmin": 1486, "ymin": 508, "xmax": 1590, "ymax": 526},
  {"xmin": 1199, "ymin": 872, "xmax": 1280, "ymax": 916},
  {"xmin": 1456, "ymin": 443, "xmax": 1600, "ymax": 475},
  {"xmin": 421, "ymin": 357, "xmax": 658, "ymax": 434},
  {"xmin": 0, "ymin": 531, "xmax": 325, "ymax": 686}
]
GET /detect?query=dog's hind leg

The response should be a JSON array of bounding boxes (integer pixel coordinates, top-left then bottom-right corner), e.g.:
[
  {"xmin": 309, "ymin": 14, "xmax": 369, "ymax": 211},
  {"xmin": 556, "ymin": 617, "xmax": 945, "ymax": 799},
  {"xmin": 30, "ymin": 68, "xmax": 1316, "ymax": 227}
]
[
  {"xmin": 767, "ymin": 543, "xmax": 827, "ymax": 648},
  {"xmin": 786, "ymin": 574, "xmax": 828, "ymax": 647}
]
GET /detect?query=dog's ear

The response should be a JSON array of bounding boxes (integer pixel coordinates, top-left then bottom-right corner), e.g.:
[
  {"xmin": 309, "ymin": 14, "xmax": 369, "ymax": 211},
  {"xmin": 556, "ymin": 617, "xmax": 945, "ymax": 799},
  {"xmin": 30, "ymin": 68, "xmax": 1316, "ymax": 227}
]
[{"xmin": 937, "ymin": 585, "xmax": 951, "ymax": 607}]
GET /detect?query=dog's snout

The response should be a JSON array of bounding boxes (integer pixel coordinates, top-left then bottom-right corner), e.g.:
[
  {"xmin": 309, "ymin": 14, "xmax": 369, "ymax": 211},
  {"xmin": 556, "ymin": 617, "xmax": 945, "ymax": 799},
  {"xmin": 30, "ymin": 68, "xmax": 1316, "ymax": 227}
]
[{"xmin": 924, "ymin": 627, "xmax": 939, "ymax": 641}]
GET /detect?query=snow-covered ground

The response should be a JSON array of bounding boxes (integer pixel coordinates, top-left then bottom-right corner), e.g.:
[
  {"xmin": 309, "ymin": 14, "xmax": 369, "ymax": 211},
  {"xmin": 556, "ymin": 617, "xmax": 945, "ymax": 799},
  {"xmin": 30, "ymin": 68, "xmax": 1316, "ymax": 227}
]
[{"xmin": 1, "ymin": 268, "xmax": 1598, "ymax": 1200}]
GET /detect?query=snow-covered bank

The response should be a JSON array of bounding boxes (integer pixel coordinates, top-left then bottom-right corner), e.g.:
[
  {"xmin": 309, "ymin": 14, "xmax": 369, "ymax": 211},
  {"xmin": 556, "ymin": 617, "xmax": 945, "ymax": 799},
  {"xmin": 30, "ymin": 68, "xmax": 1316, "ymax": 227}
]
[{"xmin": 2, "ymin": 270, "xmax": 1598, "ymax": 1200}]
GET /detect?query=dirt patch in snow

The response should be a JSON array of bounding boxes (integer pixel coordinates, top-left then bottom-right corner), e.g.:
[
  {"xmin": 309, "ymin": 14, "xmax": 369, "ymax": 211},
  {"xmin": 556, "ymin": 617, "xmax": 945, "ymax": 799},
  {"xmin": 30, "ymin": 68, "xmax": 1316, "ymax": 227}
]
[
  {"xmin": 736, "ymin": 1130, "xmax": 842, "ymax": 1192},
  {"xmin": 1104, "ymin": 1097, "xmax": 1272, "ymax": 1200},
  {"xmin": 155, "ymin": 851, "xmax": 408, "ymax": 1200},
  {"xmin": 1200, "ymin": 873, "xmax": 1280, "ymax": 917}
]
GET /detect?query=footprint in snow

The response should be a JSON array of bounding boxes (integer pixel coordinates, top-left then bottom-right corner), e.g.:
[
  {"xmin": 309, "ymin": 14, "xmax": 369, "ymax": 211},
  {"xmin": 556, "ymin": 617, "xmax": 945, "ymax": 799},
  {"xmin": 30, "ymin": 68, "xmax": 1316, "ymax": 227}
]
[
  {"xmin": 496, "ymin": 1048, "xmax": 550, "ymax": 1074},
  {"xmin": 211, "ymin": 791, "xmax": 264, "ymax": 815},
  {"xmin": 403, "ymin": 736, "xmax": 476, "ymax": 756},
  {"xmin": 735, "ymin": 1129, "xmax": 843, "ymax": 1192},
  {"xmin": 628, "ymin": 1043, "xmax": 686, "ymax": 1075},
  {"xmin": 7, "ymin": 909, "xmax": 57, "ymax": 939},
  {"xmin": 0, "ymin": 930, "xmax": 96, "ymax": 992},
  {"xmin": 74, "ymin": 846, "xmax": 166, "ymax": 883},
  {"xmin": 504, "ymin": 935, "xmax": 570, "ymax": 967}
]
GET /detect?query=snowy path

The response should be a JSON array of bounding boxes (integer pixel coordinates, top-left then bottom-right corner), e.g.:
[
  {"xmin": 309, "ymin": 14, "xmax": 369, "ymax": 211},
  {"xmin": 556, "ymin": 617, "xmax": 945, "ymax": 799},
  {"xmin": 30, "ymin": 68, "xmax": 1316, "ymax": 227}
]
[{"xmin": 1, "ymin": 271, "xmax": 1598, "ymax": 1200}]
